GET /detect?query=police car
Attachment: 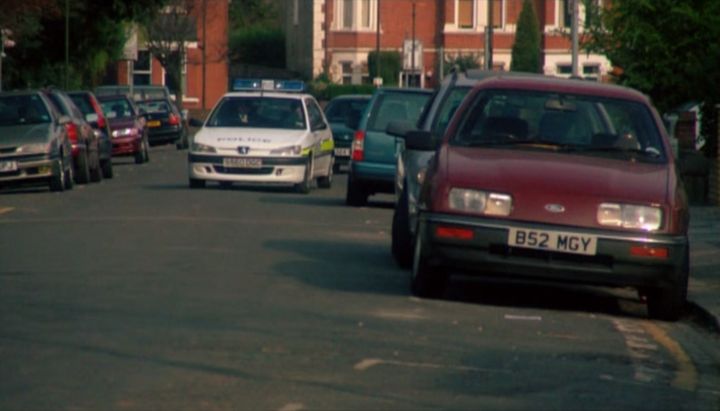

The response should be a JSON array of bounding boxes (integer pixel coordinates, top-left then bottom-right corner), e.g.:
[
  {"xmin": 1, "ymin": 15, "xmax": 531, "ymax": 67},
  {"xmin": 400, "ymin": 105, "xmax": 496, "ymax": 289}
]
[{"xmin": 188, "ymin": 79, "xmax": 334, "ymax": 193}]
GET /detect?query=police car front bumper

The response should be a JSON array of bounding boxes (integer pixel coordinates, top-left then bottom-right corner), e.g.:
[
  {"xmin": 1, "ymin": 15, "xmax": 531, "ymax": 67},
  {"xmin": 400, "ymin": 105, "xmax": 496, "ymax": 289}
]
[{"xmin": 188, "ymin": 153, "xmax": 308, "ymax": 183}]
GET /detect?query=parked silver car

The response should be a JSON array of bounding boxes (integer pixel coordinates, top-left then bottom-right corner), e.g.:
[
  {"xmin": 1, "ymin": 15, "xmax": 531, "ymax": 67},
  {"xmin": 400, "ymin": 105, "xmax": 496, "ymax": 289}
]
[
  {"xmin": 387, "ymin": 70, "xmax": 507, "ymax": 267},
  {"xmin": 0, "ymin": 90, "xmax": 75, "ymax": 192}
]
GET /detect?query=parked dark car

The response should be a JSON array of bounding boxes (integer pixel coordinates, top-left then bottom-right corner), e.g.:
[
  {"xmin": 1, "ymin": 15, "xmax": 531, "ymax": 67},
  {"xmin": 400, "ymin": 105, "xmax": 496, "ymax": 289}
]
[
  {"xmin": 97, "ymin": 94, "xmax": 150, "ymax": 164},
  {"xmin": 345, "ymin": 87, "xmax": 432, "ymax": 206},
  {"xmin": 387, "ymin": 69, "xmax": 507, "ymax": 267},
  {"xmin": 42, "ymin": 89, "xmax": 102, "ymax": 184},
  {"xmin": 0, "ymin": 90, "xmax": 75, "ymax": 192},
  {"xmin": 67, "ymin": 90, "xmax": 114, "ymax": 178},
  {"xmin": 137, "ymin": 98, "xmax": 189, "ymax": 149},
  {"xmin": 323, "ymin": 94, "xmax": 371, "ymax": 172},
  {"xmin": 410, "ymin": 75, "xmax": 689, "ymax": 321},
  {"xmin": 95, "ymin": 85, "xmax": 173, "ymax": 102}
]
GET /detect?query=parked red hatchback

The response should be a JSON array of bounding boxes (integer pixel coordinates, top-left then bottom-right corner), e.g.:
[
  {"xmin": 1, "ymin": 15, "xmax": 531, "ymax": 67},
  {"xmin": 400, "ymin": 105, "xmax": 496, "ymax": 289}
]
[{"xmin": 409, "ymin": 75, "xmax": 689, "ymax": 321}]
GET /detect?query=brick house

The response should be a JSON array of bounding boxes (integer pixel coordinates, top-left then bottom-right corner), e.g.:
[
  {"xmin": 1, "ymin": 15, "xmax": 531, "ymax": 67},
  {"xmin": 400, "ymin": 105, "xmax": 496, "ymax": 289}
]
[
  {"xmin": 285, "ymin": 0, "xmax": 611, "ymax": 87},
  {"xmin": 111, "ymin": 0, "xmax": 229, "ymax": 112}
]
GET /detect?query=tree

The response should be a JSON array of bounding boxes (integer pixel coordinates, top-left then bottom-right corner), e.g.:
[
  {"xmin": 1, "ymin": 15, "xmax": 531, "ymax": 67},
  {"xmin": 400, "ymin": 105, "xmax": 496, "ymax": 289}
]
[
  {"xmin": 443, "ymin": 53, "xmax": 481, "ymax": 76},
  {"xmin": 141, "ymin": 0, "xmax": 197, "ymax": 100},
  {"xmin": 2, "ymin": 0, "xmax": 166, "ymax": 90},
  {"xmin": 228, "ymin": 0, "xmax": 283, "ymax": 67},
  {"xmin": 510, "ymin": 0, "xmax": 541, "ymax": 73},
  {"xmin": 584, "ymin": 0, "xmax": 720, "ymax": 156}
]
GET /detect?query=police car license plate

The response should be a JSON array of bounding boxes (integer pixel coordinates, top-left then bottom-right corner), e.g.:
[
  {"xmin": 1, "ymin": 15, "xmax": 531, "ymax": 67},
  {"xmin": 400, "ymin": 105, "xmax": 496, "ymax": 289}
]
[
  {"xmin": 334, "ymin": 148, "xmax": 350, "ymax": 156},
  {"xmin": 223, "ymin": 157, "xmax": 262, "ymax": 169},
  {"xmin": 147, "ymin": 120, "xmax": 161, "ymax": 127},
  {"xmin": 0, "ymin": 161, "xmax": 18, "ymax": 172},
  {"xmin": 508, "ymin": 228, "xmax": 597, "ymax": 256}
]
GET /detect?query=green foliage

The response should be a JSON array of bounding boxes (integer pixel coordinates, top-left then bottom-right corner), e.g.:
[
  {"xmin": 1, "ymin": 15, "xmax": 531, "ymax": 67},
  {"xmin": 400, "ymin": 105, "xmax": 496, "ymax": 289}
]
[
  {"xmin": 307, "ymin": 80, "xmax": 374, "ymax": 103},
  {"xmin": 3, "ymin": 0, "xmax": 166, "ymax": 90},
  {"xmin": 367, "ymin": 51, "xmax": 402, "ymax": 87},
  {"xmin": 510, "ymin": 0, "xmax": 541, "ymax": 73},
  {"xmin": 229, "ymin": 26, "xmax": 285, "ymax": 68},
  {"xmin": 229, "ymin": 0, "xmax": 280, "ymax": 31},
  {"xmin": 443, "ymin": 53, "xmax": 481, "ymax": 76},
  {"xmin": 584, "ymin": 0, "xmax": 720, "ymax": 156}
]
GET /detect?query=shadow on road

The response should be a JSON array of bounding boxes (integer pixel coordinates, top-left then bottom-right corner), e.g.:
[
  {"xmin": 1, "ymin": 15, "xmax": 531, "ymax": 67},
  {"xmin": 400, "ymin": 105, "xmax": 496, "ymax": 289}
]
[{"xmin": 264, "ymin": 237, "xmax": 648, "ymax": 319}]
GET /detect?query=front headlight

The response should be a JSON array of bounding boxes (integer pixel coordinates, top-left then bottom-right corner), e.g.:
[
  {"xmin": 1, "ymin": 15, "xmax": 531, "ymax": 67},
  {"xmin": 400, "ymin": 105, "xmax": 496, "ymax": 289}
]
[
  {"xmin": 112, "ymin": 128, "xmax": 139, "ymax": 138},
  {"xmin": 192, "ymin": 142, "xmax": 217, "ymax": 153},
  {"xmin": 269, "ymin": 145, "xmax": 302, "ymax": 156},
  {"xmin": 597, "ymin": 203, "xmax": 662, "ymax": 231},
  {"xmin": 448, "ymin": 188, "xmax": 512, "ymax": 216},
  {"xmin": 17, "ymin": 143, "xmax": 51, "ymax": 154}
]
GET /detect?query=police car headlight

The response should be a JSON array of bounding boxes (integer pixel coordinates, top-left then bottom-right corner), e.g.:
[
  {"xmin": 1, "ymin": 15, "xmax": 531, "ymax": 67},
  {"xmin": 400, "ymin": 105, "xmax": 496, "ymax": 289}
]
[
  {"xmin": 597, "ymin": 203, "xmax": 662, "ymax": 231},
  {"xmin": 270, "ymin": 145, "xmax": 302, "ymax": 156},
  {"xmin": 192, "ymin": 142, "xmax": 217, "ymax": 153},
  {"xmin": 448, "ymin": 188, "xmax": 512, "ymax": 216}
]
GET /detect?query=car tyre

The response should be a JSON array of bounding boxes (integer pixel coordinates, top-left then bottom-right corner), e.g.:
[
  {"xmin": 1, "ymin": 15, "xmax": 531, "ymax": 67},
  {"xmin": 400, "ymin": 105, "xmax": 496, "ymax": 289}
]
[
  {"xmin": 89, "ymin": 150, "xmax": 102, "ymax": 183},
  {"xmin": 49, "ymin": 157, "xmax": 66, "ymax": 192},
  {"xmin": 392, "ymin": 187, "xmax": 414, "ymax": 268},
  {"xmin": 74, "ymin": 149, "xmax": 90, "ymax": 184},
  {"xmin": 189, "ymin": 178, "xmax": 206, "ymax": 189},
  {"xmin": 646, "ymin": 249, "xmax": 689, "ymax": 321},
  {"xmin": 63, "ymin": 157, "xmax": 74, "ymax": 190},
  {"xmin": 135, "ymin": 137, "xmax": 150, "ymax": 164},
  {"xmin": 317, "ymin": 156, "xmax": 334, "ymax": 189},
  {"xmin": 295, "ymin": 157, "xmax": 312, "ymax": 194},
  {"xmin": 345, "ymin": 174, "xmax": 368, "ymax": 206},
  {"xmin": 101, "ymin": 158, "xmax": 113, "ymax": 179},
  {"xmin": 176, "ymin": 131, "xmax": 189, "ymax": 150},
  {"xmin": 411, "ymin": 231, "xmax": 448, "ymax": 299}
]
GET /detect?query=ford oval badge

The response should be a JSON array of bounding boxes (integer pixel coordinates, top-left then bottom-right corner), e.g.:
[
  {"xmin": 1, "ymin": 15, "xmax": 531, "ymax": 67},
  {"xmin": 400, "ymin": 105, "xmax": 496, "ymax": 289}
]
[{"xmin": 545, "ymin": 204, "xmax": 565, "ymax": 213}]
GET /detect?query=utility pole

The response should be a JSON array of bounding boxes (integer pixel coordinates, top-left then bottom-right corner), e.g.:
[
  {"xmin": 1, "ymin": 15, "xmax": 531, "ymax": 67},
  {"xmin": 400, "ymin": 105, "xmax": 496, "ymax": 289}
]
[
  {"xmin": 485, "ymin": 0, "xmax": 494, "ymax": 70},
  {"xmin": 411, "ymin": 1, "xmax": 416, "ymax": 87},
  {"xmin": 201, "ymin": 0, "xmax": 207, "ymax": 110},
  {"xmin": 374, "ymin": 0, "xmax": 382, "ymax": 87},
  {"xmin": 571, "ymin": 0, "xmax": 579, "ymax": 77},
  {"xmin": 65, "ymin": 0, "xmax": 69, "ymax": 89}
]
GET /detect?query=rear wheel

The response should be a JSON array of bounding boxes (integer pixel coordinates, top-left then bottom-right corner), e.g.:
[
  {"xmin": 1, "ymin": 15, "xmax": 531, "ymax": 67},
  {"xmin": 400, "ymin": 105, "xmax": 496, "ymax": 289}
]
[
  {"xmin": 317, "ymin": 156, "xmax": 334, "ymax": 189},
  {"xmin": 101, "ymin": 158, "xmax": 113, "ymax": 179},
  {"xmin": 411, "ymin": 232, "xmax": 448, "ymax": 299},
  {"xmin": 392, "ymin": 187, "xmax": 414, "ymax": 268},
  {"xmin": 646, "ymin": 249, "xmax": 689, "ymax": 321},
  {"xmin": 89, "ymin": 150, "xmax": 102, "ymax": 183},
  {"xmin": 345, "ymin": 174, "xmax": 368, "ymax": 206},
  {"xmin": 74, "ymin": 149, "xmax": 90, "ymax": 184}
]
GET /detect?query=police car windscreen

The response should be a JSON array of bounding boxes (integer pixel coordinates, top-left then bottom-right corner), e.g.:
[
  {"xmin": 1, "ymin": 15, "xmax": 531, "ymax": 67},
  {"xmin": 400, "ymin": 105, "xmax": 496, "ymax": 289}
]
[{"xmin": 208, "ymin": 97, "xmax": 306, "ymax": 130}]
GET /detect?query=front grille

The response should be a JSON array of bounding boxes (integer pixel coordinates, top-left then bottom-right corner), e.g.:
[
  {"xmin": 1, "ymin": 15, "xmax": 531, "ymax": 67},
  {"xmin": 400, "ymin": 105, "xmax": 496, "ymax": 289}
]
[
  {"xmin": 213, "ymin": 165, "xmax": 274, "ymax": 175},
  {"xmin": 0, "ymin": 147, "xmax": 17, "ymax": 155},
  {"xmin": 491, "ymin": 244, "xmax": 614, "ymax": 268}
]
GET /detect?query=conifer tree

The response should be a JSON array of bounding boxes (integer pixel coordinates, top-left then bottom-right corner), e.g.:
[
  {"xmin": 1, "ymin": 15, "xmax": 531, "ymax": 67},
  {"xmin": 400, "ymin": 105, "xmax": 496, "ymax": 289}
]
[{"xmin": 510, "ymin": 0, "xmax": 541, "ymax": 73}]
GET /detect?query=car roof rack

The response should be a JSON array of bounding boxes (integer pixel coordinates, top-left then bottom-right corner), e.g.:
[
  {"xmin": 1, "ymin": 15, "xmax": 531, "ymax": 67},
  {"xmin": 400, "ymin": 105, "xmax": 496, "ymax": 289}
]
[{"xmin": 231, "ymin": 78, "xmax": 306, "ymax": 93}]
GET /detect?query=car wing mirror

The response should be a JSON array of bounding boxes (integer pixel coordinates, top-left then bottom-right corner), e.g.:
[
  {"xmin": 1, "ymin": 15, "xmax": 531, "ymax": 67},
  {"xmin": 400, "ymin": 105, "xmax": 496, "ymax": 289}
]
[
  {"xmin": 188, "ymin": 118, "xmax": 204, "ymax": 127},
  {"xmin": 386, "ymin": 120, "xmax": 415, "ymax": 138},
  {"xmin": 405, "ymin": 130, "xmax": 436, "ymax": 151}
]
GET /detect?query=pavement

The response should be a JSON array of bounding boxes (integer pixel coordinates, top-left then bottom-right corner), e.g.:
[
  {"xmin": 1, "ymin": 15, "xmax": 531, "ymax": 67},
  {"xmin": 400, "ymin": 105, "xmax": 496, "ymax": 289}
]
[{"xmin": 688, "ymin": 205, "xmax": 720, "ymax": 331}]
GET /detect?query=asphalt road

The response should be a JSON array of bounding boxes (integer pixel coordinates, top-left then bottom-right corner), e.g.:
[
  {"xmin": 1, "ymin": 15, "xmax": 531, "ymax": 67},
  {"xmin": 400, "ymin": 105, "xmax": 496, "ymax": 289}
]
[{"xmin": 1, "ymin": 145, "xmax": 719, "ymax": 411}]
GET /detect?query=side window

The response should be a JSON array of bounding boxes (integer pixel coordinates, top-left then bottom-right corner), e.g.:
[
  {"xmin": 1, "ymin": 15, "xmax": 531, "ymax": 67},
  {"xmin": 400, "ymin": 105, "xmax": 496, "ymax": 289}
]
[{"xmin": 306, "ymin": 99, "xmax": 327, "ymax": 131}]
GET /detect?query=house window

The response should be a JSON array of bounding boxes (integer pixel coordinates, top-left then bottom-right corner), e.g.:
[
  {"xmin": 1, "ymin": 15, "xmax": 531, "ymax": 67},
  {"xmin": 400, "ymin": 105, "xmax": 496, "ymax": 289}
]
[
  {"xmin": 458, "ymin": 0, "xmax": 474, "ymax": 29},
  {"xmin": 163, "ymin": 51, "xmax": 187, "ymax": 99},
  {"xmin": 557, "ymin": 0, "xmax": 572, "ymax": 29},
  {"xmin": 583, "ymin": 64, "xmax": 600, "ymax": 80},
  {"xmin": 336, "ymin": 0, "xmax": 376, "ymax": 30},
  {"xmin": 557, "ymin": 64, "xmax": 572, "ymax": 75},
  {"xmin": 133, "ymin": 50, "xmax": 151, "ymax": 85},
  {"xmin": 491, "ymin": 0, "xmax": 503, "ymax": 28},
  {"xmin": 341, "ymin": 62, "xmax": 353, "ymax": 85}
]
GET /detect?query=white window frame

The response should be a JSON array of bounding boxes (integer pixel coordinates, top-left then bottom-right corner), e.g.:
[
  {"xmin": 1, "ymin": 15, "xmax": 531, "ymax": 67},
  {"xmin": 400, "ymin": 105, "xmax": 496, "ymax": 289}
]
[
  {"xmin": 450, "ymin": 0, "xmax": 506, "ymax": 32},
  {"xmin": 334, "ymin": 0, "xmax": 377, "ymax": 31},
  {"xmin": 133, "ymin": 49, "xmax": 152, "ymax": 85}
]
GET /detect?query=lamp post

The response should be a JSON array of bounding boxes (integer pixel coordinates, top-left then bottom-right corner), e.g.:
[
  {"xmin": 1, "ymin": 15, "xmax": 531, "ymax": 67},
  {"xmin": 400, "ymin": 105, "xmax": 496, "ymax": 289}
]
[
  {"xmin": 411, "ymin": 0, "xmax": 416, "ymax": 87},
  {"xmin": 65, "ymin": 0, "xmax": 69, "ymax": 89},
  {"xmin": 374, "ymin": 0, "xmax": 382, "ymax": 87},
  {"xmin": 571, "ymin": 0, "xmax": 579, "ymax": 77},
  {"xmin": 485, "ymin": 0, "xmax": 494, "ymax": 70}
]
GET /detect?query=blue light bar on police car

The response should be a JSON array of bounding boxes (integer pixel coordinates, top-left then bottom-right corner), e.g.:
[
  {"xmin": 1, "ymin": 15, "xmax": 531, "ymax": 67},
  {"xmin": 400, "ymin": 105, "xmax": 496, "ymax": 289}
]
[{"xmin": 231, "ymin": 78, "xmax": 305, "ymax": 93}]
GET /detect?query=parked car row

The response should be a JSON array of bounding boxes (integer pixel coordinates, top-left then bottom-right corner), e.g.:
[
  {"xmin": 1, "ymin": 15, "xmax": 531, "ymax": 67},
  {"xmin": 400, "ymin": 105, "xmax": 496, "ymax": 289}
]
[{"xmin": 0, "ymin": 85, "xmax": 191, "ymax": 192}]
